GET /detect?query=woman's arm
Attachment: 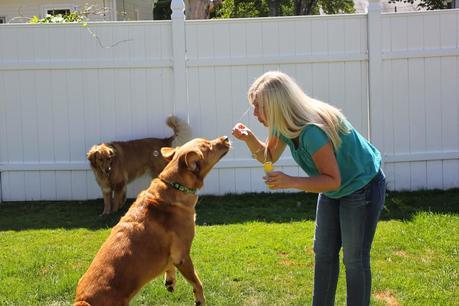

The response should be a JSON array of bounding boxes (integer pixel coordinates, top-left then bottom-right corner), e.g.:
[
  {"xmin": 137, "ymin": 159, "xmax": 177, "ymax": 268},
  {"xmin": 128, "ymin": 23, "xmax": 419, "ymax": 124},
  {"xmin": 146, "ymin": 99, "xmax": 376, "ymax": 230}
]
[
  {"xmin": 264, "ymin": 142, "xmax": 341, "ymax": 193},
  {"xmin": 246, "ymin": 133, "xmax": 286, "ymax": 163}
]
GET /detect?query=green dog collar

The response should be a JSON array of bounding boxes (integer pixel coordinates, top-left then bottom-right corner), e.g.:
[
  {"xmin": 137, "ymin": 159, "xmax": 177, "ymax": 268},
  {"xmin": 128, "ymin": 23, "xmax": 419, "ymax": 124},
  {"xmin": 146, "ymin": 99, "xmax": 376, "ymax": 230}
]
[{"xmin": 160, "ymin": 179, "xmax": 197, "ymax": 194}]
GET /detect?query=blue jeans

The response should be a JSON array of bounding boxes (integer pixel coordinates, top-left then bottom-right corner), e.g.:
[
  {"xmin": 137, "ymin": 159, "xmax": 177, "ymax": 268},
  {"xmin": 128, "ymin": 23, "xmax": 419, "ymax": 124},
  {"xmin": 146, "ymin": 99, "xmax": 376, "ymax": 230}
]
[{"xmin": 312, "ymin": 170, "xmax": 386, "ymax": 306}]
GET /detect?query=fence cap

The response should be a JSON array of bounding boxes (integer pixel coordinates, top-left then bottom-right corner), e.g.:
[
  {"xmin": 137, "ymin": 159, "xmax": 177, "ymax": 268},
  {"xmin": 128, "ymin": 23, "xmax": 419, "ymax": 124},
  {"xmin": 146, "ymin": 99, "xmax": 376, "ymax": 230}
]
[
  {"xmin": 368, "ymin": 0, "xmax": 382, "ymax": 11},
  {"xmin": 171, "ymin": 0, "xmax": 185, "ymax": 18}
]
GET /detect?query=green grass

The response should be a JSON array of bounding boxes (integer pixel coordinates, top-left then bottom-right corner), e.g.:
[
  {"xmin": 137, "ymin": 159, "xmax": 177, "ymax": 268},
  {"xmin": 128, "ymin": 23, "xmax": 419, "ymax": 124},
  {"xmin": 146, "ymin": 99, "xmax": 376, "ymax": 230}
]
[{"xmin": 0, "ymin": 189, "xmax": 458, "ymax": 305}]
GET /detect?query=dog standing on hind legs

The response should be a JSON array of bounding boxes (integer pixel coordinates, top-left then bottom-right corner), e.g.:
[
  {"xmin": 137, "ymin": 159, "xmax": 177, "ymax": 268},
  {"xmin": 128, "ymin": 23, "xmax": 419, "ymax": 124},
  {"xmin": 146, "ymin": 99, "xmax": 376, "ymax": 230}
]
[
  {"xmin": 75, "ymin": 136, "xmax": 231, "ymax": 306},
  {"xmin": 86, "ymin": 115, "xmax": 191, "ymax": 215}
]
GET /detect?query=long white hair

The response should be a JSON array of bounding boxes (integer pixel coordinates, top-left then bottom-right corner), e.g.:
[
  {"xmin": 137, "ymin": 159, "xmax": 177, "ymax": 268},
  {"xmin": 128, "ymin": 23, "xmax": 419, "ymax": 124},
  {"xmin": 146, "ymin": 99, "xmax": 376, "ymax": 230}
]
[{"xmin": 248, "ymin": 71, "xmax": 349, "ymax": 151}]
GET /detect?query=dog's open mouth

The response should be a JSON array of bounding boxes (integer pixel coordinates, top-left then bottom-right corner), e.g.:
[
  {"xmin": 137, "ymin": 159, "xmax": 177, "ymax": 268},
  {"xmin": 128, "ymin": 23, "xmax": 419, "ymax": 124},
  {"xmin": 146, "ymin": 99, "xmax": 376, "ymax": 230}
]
[{"xmin": 219, "ymin": 149, "xmax": 229, "ymax": 159}]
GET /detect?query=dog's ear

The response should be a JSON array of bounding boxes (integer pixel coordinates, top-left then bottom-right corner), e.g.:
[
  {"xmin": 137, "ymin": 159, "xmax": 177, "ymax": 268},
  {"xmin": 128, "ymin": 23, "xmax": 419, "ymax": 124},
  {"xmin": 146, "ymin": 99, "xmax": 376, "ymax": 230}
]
[
  {"xmin": 161, "ymin": 147, "xmax": 177, "ymax": 161},
  {"xmin": 87, "ymin": 145, "xmax": 98, "ymax": 163},
  {"xmin": 184, "ymin": 150, "xmax": 204, "ymax": 172},
  {"xmin": 107, "ymin": 146, "xmax": 115, "ymax": 158}
]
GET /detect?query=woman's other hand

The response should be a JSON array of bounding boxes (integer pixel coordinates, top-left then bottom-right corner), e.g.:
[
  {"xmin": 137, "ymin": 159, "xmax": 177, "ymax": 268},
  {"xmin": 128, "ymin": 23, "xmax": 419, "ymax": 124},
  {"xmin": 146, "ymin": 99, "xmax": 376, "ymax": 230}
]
[
  {"xmin": 263, "ymin": 171, "xmax": 294, "ymax": 189},
  {"xmin": 232, "ymin": 123, "xmax": 252, "ymax": 141}
]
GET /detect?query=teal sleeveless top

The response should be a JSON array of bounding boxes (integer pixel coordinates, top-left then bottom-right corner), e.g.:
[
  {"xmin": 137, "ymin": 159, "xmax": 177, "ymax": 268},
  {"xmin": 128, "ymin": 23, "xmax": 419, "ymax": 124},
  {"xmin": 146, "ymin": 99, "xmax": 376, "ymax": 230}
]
[{"xmin": 278, "ymin": 121, "xmax": 381, "ymax": 199}]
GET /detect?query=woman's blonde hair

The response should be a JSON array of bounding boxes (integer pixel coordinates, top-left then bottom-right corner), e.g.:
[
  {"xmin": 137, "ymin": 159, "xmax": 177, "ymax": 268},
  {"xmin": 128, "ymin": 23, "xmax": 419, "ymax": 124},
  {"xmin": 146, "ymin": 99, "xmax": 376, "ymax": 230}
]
[{"xmin": 248, "ymin": 71, "xmax": 350, "ymax": 151}]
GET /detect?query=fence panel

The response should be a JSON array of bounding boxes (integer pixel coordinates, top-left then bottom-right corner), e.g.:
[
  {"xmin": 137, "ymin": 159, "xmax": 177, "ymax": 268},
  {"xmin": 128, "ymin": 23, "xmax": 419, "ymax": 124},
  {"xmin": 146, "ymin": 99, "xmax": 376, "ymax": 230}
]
[
  {"xmin": 0, "ymin": 22, "xmax": 175, "ymax": 200},
  {"xmin": 185, "ymin": 15, "xmax": 368, "ymax": 194},
  {"xmin": 376, "ymin": 10, "xmax": 459, "ymax": 191}
]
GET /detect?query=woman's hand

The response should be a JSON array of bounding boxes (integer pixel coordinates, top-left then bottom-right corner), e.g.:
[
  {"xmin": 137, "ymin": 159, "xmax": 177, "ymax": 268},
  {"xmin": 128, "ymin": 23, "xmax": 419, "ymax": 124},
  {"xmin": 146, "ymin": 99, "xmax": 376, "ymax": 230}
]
[
  {"xmin": 263, "ymin": 171, "xmax": 295, "ymax": 189},
  {"xmin": 231, "ymin": 122, "xmax": 252, "ymax": 141}
]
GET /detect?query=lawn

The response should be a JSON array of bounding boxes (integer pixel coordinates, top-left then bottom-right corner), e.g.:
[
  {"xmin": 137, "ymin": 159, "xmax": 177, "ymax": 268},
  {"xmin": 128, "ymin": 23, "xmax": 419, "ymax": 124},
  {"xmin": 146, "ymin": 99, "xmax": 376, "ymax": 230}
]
[{"xmin": 0, "ymin": 189, "xmax": 458, "ymax": 305}]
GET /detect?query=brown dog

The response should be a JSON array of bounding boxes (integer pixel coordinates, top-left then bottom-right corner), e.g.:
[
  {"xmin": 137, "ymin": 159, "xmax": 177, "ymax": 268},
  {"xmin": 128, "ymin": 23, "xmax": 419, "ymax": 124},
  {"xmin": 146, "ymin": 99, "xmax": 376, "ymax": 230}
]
[
  {"xmin": 75, "ymin": 136, "xmax": 230, "ymax": 306},
  {"xmin": 86, "ymin": 115, "xmax": 192, "ymax": 215}
]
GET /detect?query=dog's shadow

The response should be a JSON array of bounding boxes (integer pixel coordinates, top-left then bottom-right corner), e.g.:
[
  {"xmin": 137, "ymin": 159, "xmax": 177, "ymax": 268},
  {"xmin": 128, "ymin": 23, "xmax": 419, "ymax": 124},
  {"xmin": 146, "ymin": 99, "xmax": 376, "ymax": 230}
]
[
  {"xmin": 0, "ymin": 199, "xmax": 129, "ymax": 231},
  {"xmin": 0, "ymin": 189, "xmax": 458, "ymax": 231}
]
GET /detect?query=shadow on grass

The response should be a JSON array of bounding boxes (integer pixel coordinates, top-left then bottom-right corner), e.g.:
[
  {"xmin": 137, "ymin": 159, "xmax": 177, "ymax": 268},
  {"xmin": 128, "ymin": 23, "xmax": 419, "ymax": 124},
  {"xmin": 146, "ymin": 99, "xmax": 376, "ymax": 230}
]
[{"xmin": 0, "ymin": 189, "xmax": 458, "ymax": 231}]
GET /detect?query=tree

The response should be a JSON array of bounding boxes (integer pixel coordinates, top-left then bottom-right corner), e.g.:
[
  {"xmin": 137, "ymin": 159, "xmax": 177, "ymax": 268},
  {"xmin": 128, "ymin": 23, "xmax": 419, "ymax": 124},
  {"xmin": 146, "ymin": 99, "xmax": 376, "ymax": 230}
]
[
  {"xmin": 154, "ymin": 0, "xmax": 355, "ymax": 20},
  {"xmin": 183, "ymin": 0, "xmax": 223, "ymax": 19},
  {"xmin": 216, "ymin": 0, "xmax": 355, "ymax": 18},
  {"xmin": 319, "ymin": 0, "xmax": 355, "ymax": 14},
  {"xmin": 388, "ymin": 0, "xmax": 455, "ymax": 10},
  {"xmin": 295, "ymin": 0, "xmax": 318, "ymax": 15},
  {"xmin": 154, "ymin": 0, "xmax": 223, "ymax": 20},
  {"xmin": 154, "ymin": 0, "xmax": 172, "ymax": 20},
  {"xmin": 216, "ymin": 0, "xmax": 269, "ymax": 17},
  {"xmin": 269, "ymin": 0, "xmax": 281, "ymax": 16}
]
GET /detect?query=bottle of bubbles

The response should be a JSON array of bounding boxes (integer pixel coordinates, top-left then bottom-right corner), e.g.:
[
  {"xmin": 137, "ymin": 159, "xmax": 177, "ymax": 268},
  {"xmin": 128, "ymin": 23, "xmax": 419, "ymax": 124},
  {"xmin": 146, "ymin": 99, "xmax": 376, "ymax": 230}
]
[{"xmin": 263, "ymin": 162, "xmax": 274, "ymax": 189}]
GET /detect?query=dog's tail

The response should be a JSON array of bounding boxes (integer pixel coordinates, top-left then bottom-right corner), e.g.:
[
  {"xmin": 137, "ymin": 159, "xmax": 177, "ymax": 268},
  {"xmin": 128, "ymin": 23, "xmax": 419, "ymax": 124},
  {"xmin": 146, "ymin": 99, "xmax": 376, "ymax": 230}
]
[{"xmin": 167, "ymin": 115, "xmax": 192, "ymax": 147}]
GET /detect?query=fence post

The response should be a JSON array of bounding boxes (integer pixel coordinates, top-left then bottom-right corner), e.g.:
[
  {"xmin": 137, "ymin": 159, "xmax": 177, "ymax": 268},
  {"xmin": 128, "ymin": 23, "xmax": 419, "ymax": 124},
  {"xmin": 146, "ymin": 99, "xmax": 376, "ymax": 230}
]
[
  {"xmin": 367, "ymin": 0, "xmax": 383, "ymax": 147},
  {"xmin": 171, "ymin": 0, "xmax": 189, "ymax": 122}
]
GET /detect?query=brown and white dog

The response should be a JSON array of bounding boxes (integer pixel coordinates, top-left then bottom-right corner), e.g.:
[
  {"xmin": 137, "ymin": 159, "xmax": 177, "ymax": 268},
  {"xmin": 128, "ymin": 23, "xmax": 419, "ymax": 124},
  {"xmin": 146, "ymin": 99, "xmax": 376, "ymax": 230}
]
[
  {"xmin": 86, "ymin": 115, "xmax": 192, "ymax": 215},
  {"xmin": 75, "ymin": 136, "xmax": 231, "ymax": 306}
]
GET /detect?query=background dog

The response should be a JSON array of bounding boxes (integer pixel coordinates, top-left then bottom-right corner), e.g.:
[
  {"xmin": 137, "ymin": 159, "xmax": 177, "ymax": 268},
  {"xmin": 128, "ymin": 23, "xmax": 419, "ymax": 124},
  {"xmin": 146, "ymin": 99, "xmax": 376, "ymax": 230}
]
[
  {"xmin": 75, "ymin": 136, "xmax": 230, "ymax": 306},
  {"xmin": 86, "ymin": 115, "xmax": 192, "ymax": 215}
]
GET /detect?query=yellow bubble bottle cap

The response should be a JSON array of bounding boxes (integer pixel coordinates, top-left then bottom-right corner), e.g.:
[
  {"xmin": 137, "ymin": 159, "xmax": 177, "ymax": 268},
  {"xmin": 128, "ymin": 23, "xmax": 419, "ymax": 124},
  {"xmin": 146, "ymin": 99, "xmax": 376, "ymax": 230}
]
[{"xmin": 263, "ymin": 162, "xmax": 273, "ymax": 173}]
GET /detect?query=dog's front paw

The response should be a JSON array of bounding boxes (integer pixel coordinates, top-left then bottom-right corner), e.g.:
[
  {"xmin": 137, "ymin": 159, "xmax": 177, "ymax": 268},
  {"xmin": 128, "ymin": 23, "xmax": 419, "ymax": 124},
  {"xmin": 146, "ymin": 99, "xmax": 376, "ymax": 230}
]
[{"xmin": 194, "ymin": 291, "xmax": 205, "ymax": 306}]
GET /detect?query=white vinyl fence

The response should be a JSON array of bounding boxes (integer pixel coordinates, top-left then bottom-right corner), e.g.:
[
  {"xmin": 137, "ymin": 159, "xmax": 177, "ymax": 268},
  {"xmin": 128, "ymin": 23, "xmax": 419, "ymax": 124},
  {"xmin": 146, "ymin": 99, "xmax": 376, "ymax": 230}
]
[{"xmin": 0, "ymin": 0, "xmax": 458, "ymax": 201}]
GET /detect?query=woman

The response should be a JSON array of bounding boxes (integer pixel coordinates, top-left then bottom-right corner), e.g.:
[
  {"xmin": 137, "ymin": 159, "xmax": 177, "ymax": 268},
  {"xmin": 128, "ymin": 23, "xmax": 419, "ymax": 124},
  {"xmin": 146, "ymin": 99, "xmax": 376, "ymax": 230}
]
[{"xmin": 232, "ymin": 71, "xmax": 386, "ymax": 306}]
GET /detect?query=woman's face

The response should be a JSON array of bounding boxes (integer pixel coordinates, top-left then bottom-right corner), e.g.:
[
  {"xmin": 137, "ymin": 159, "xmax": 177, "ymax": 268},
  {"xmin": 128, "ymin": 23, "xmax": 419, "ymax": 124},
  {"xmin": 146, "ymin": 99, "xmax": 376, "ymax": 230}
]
[{"xmin": 252, "ymin": 100, "xmax": 268, "ymax": 127}]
